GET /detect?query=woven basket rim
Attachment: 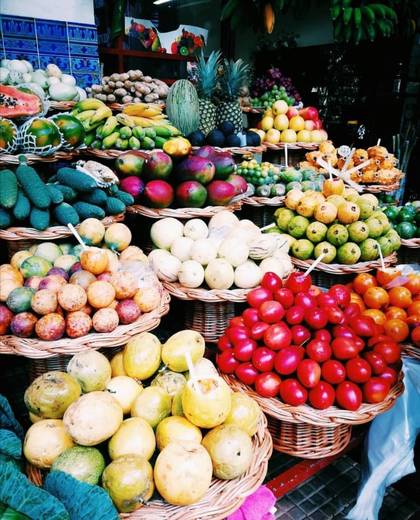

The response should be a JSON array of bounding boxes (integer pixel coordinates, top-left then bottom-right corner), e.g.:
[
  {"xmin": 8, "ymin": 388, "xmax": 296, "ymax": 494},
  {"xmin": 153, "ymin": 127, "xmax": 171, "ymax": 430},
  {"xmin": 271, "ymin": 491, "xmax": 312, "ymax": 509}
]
[
  {"xmin": 401, "ymin": 343, "xmax": 420, "ymax": 360},
  {"xmin": 48, "ymin": 100, "xmax": 76, "ymax": 111},
  {"xmin": 0, "ymin": 150, "xmax": 79, "ymax": 164},
  {"xmin": 191, "ymin": 145, "xmax": 266, "ymax": 154},
  {"xmin": 358, "ymin": 182, "xmax": 401, "ymax": 193},
  {"xmin": 0, "ymin": 214, "xmax": 125, "ymax": 241},
  {"xmin": 162, "ymin": 281, "xmax": 252, "ymax": 302},
  {"xmin": 27, "ymin": 414, "xmax": 272, "ymax": 520},
  {"xmin": 263, "ymin": 142, "xmax": 319, "ymax": 151},
  {"xmin": 242, "ymin": 195, "xmax": 285, "ymax": 207},
  {"xmin": 291, "ymin": 252, "xmax": 398, "ymax": 274},
  {"xmin": 222, "ymin": 373, "xmax": 404, "ymax": 427},
  {"xmin": 401, "ymin": 238, "xmax": 420, "ymax": 248},
  {"xmin": 127, "ymin": 203, "xmax": 242, "ymax": 219},
  {"xmin": 0, "ymin": 291, "xmax": 170, "ymax": 358}
]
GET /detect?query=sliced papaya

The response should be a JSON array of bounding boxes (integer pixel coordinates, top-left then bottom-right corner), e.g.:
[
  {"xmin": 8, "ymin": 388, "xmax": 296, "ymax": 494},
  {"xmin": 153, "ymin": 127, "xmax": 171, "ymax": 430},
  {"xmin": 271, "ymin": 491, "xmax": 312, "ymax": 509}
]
[{"xmin": 0, "ymin": 85, "xmax": 41, "ymax": 118}]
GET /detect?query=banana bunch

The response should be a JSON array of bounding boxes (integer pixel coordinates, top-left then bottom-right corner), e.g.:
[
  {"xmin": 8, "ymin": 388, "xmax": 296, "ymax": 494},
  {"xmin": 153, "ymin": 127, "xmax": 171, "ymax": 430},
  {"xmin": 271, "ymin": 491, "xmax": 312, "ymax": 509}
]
[
  {"xmin": 74, "ymin": 100, "xmax": 182, "ymax": 151},
  {"xmin": 331, "ymin": 0, "xmax": 398, "ymax": 43}
]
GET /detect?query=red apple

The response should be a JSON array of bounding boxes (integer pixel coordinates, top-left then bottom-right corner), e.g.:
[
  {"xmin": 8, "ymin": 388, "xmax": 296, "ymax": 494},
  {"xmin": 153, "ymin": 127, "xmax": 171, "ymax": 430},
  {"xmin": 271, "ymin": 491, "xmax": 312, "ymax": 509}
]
[{"xmin": 287, "ymin": 107, "xmax": 299, "ymax": 119}]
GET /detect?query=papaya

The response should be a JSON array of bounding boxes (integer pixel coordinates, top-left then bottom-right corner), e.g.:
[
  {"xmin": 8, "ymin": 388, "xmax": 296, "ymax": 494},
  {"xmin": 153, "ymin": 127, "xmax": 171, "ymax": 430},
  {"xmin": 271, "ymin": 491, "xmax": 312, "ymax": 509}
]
[{"xmin": 0, "ymin": 85, "xmax": 42, "ymax": 118}]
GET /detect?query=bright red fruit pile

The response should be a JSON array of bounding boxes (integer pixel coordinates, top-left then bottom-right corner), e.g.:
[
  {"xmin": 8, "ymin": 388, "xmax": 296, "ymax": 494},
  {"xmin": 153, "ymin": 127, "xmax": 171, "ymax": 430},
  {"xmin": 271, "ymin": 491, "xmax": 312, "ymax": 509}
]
[{"xmin": 216, "ymin": 272, "xmax": 401, "ymax": 411}]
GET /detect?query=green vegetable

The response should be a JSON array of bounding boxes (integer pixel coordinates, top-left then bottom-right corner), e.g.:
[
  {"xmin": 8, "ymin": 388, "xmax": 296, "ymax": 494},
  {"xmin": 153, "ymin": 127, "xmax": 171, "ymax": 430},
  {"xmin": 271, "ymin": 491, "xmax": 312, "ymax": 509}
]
[
  {"xmin": 0, "ymin": 461, "xmax": 69, "ymax": 520},
  {"xmin": 144, "ymin": 128, "xmax": 156, "ymax": 139},
  {"xmin": 12, "ymin": 191, "xmax": 31, "ymax": 221},
  {"xmin": 53, "ymin": 203, "xmax": 80, "ymax": 226},
  {"xmin": 15, "ymin": 156, "xmax": 50, "ymax": 209},
  {"xmin": 132, "ymin": 127, "xmax": 145, "ymax": 140},
  {"xmin": 0, "ymin": 209, "xmax": 11, "ymax": 229},
  {"xmin": 0, "ymin": 431, "xmax": 21, "ymax": 460},
  {"xmin": 56, "ymin": 168, "xmax": 97, "ymax": 193},
  {"xmin": 128, "ymin": 136, "xmax": 140, "ymax": 150},
  {"xmin": 46, "ymin": 185, "xmax": 64, "ymax": 204},
  {"xmin": 0, "ymin": 395, "xmax": 24, "ymax": 439},
  {"xmin": 0, "ymin": 170, "xmax": 18, "ymax": 209},
  {"xmin": 44, "ymin": 471, "xmax": 118, "ymax": 520},
  {"xmin": 73, "ymin": 202, "xmax": 105, "ymax": 220},
  {"xmin": 141, "ymin": 137, "xmax": 155, "ymax": 150},
  {"xmin": 54, "ymin": 185, "xmax": 77, "ymax": 202},
  {"xmin": 115, "ymin": 190, "xmax": 134, "ymax": 206},
  {"xmin": 29, "ymin": 207, "xmax": 50, "ymax": 230},
  {"xmin": 105, "ymin": 197, "xmax": 126, "ymax": 215},
  {"xmin": 80, "ymin": 189, "xmax": 107, "ymax": 207},
  {"xmin": 154, "ymin": 136, "xmax": 167, "ymax": 149},
  {"xmin": 0, "ymin": 503, "xmax": 30, "ymax": 519},
  {"xmin": 108, "ymin": 184, "xmax": 118, "ymax": 195}
]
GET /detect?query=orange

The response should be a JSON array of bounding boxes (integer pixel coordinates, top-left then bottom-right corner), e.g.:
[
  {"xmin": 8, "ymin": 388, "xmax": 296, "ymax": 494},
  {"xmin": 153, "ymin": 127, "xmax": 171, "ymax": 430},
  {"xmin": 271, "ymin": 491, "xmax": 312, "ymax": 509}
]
[
  {"xmin": 388, "ymin": 286, "xmax": 412, "ymax": 309},
  {"xmin": 350, "ymin": 292, "xmax": 366, "ymax": 311},
  {"xmin": 411, "ymin": 326, "xmax": 420, "ymax": 347},
  {"xmin": 383, "ymin": 318, "xmax": 409, "ymax": 342},
  {"xmin": 407, "ymin": 301, "xmax": 420, "ymax": 316},
  {"xmin": 404, "ymin": 274, "xmax": 420, "ymax": 295},
  {"xmin": 363, "ymin": 287, "xmax": 389, "ymax": 309},
  {"xmin": 376, "ymin": 268, "xmax": 401, "ymax": 287},
  {"xmin": 406, "ymin": 315, "xmax": 420, "ymax": 328},
  {"xmin": 385, "ymin": 306, "xmax": 407, "ymax": 321},
  {"xmin": 362, "ymin": 309, "xmax": 386, "ymax": 326},
  {"xmin": 353, "ymin": 273, "xmax": 377, "ymax": 295}
]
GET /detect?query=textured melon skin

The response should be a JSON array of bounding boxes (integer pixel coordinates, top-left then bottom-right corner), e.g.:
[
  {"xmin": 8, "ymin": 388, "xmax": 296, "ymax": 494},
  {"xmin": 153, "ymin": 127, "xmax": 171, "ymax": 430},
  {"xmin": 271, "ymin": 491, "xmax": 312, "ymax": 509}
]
[
  {"xmin": 0, "ymin": 85, "xmax": 41, "ymax": 118},
  {"xmin": 166, "ymin": 80, "xmax": 200, "ymax": 136}
]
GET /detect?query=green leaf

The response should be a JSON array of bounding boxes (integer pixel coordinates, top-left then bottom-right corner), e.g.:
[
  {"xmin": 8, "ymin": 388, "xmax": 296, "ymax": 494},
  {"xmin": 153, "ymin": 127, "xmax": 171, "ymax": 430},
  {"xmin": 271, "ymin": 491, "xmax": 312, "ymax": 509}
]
[
  {"xmin": 221, "ymin": 0, "xmax": 240, "ymax": 20},
  {"xmin": 0, "ymin": 431, "xmax": 22, "ymax": 460},
  {"xmin": 0, "ymin": 505, "xmax": 30, "ymax": 520},
  {"xmin": 0, "ymin": 396, "xmax": 24, "ymax": 440}
]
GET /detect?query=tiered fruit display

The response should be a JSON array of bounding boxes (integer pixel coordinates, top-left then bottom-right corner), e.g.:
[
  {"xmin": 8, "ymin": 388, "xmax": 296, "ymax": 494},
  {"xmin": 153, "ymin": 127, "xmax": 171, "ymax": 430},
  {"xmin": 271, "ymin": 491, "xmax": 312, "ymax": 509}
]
[
  {"xmin": 148, "ymin": 212, "xmax": 293, "ymax": 290},
  {"xmin": 236, "ymin": 161, "xmax": 325, "ymax": 198},
  {"xmin": 216, "ymin": 271, "xmax": 402, "ymax": 411},
  {"xmin": 270, "ymin": 182, "xmax": 401, "ymax": 264},
  {"xmin": 188, "ymin": 121, "xmax": 262, "ymax": 148},
  {"xmin": 251, "ymin": 67, "xmax": 301, "ymax": 106},
  {"xmin": 351, "ymin": 269, "xmax": 420, "ymax": 348},
  {"xmin": 117, "ymin": 146, "xmax": 246, "ymax": 209},
  {"xmin": 196, "ymin": 50, "xmax": 221, "ymax": 136},
  {"xmin": 72, "ymin": 99, "xmax": 182, "ymax": 151},
  {"xmin": 382, "ymin": 202, "xmax": 420, "ymax": 240},
  {"xmin": 0, "ymin": 157, "xmax": 132, "ymax": 230},
  {"xmin": 0, "ymin": 59, "xmax": 87, "ymax": 101},
  {"xmin": 253, "ymin": 101, "xmax": 328, "ymax": 144},
  {"xmin": 301, "ymin": 143, "xmax": 403, "ymax": 186},
  {"xmin": 0, "ymin": 221, "xmax": 163, "ymax": 340},
  {"xmin": 21, "ymin": 339, "xmax": 262, "ymax": 512},
  {"xmin": 87, "ymin": 69, "xmax": 169, "ymax": 104}
]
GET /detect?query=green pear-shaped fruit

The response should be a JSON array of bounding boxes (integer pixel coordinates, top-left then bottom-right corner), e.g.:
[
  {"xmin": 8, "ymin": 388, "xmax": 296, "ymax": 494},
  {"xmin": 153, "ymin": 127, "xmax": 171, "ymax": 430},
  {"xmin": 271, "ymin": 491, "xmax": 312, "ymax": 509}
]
[
  {"xmin": 336, "ymin": 242, "xmax": 361, "ymax": 264},
  {"xmin": 314, "ymin": 242, "xmax": 337, "ymax": 263},
  {"xmin": 326, "ymin": 224, "xmax": 349, "ymax": 246},
  {"xmin": 348, "ymin": 221, "xmax": 369, "ymax": 243}
]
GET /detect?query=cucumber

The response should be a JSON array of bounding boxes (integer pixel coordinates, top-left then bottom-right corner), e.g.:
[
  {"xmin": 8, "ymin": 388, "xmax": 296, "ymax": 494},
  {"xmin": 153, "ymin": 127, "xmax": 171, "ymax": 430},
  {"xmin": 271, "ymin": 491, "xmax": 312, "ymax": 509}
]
[
  {"xmin": 56, "ymin": 167, "xmax": 97, "ymax": 192},
  {"xmin": 115, "ymin": 190, "xmax": 134, "ymax": 206},
  {"xmin": 0, "ymin": 169, "xmax": 18, "ymax": 208},
  {"xmin": 13, "ymin": 191, "xmax": 31, "ymax": 221},
  {"xmin": 81, "ymin": 189, "xmax": 108, "ymax": 206},
  {"xmin": 105, "ymin": 197, "xmax": 126, "ymax": 215},
  {"xmin": 15, "ymin": 156, "xmax": 51, "ymax": 209},
  {"xmin": 0, "ymin": 208, "xmax": 11, "ymax": 229},
  {"xmin": 73, "ymin": 202, "xmax": 106, "ymax": 220},
  {"xmin": 53, "ymin": 203, "xmax": 80, "ymax": 226},
  {"xmin": 29, "ymin": 207, "xmax": 50, "ymax": 230},
  {"xmin": 54, "ymin": 184, "xmax": 77, "ymax": 202},
  {"xmin": 46, "ymin": 185, "xmax": 64, "ymax": 204}
]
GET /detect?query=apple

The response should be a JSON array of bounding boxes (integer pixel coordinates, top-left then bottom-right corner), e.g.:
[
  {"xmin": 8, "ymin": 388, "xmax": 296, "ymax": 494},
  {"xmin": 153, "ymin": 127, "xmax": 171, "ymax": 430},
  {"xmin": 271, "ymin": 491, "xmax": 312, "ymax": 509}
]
[
  {"xmin": 310, "ymin": 130, "xmax": 323, "ymax": 143},
  {"xmin": 304, "ymin": 120, "xmax": 315, "ymax": 131},
  {"xmin": 299, "ymin": 106, "xmax": 319, "ymax": 121},
  {"xmin": 280, "ymin": 129, "xmax": 297, "ymax": 143},
  {"xmin": 265, "ymin": 128, "xmax": 281, "ymax": 144},
  {"xmin": 297, "ymin": 130, "xmax": 311, "ymax": 143},
  {"xmin": 274, "ymin": 114, "xmax": 289, "ymax": 131},
  {"xmin": 273, "ymin": 100, "xmax": 289, "ymax": 115},
  {"xmin": 289, "ymin": 115, "xmax": 305, "ymax": 132},
  {"xmin": 261, "ymin": 116, "xmax": 274, "ymax": 131},
  {"xmin": 287, "ymin": 107, "xmax": 299, "ymax": 119},
  {"xmin": 313, "ymin": 119, "xmax": 323, "ymax": 130}
]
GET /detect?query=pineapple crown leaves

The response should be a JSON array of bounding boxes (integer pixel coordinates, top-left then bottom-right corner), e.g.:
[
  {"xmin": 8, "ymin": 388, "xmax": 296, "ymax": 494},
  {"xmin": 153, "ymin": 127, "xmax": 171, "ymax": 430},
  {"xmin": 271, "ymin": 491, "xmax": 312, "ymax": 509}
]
[
  {"xmin": 196, "ymin": 50, "xmax": 222, "ymax": 99},
  {"xmin": 219, "ymin": 58, "xmax": 250, "ymax": 101}
]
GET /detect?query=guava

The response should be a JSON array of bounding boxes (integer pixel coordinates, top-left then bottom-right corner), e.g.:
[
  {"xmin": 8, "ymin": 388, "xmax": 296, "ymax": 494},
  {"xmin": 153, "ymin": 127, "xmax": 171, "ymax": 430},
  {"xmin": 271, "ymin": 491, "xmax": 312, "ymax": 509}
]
[
  {"xmin": 306, "ymin": 222, "xmax": 328, "ymax": 243},
  {"xmin": 314, "ymin": 242, "xmax": 337, "ymax": 264},
  {"xmin": 366, "ymin": 217, "xmax": 384, "ymax": 238},
  {"xmin": 343, "ymin": 188, "xmax": 360, "ymax": 202},
  {"xmin": 287, "ymin": 216, "xmax": 310, "ymax": 239},
  {"xmin": 326, "ymin": 195, "xmax": 346, "ymax": 208},
  {"xmin": 292, "ymin": 239, "xmax": 314, "ymax": 260},
  {"xmin": 151, "ymin": 370, "xmax": 187, "ymax": 398},
  {"xmin": 337, "ymin": 201, "xmax": 360, "ymax": 224},
  {"xmin": 386, "ymin": 229, "xmax": 401, "ymax": 250},
  {"xmin": 359, "ymin": 238, "xmax": 380, "ymax": 261},
  {"xmin": 296, "ymin": 196, "xmax": 318, "ymax": 218},
  {"xmin": 377, "ymin": 236, "xmax": 394, "ymax": 257},
  {"xmin": 326, "ymin": 224, "xmax": 349, "ymax": 246},
  {"xmin": 202, "ymin": 424, "xmax": 253, "ymax": 480},
  {"xmin": 359, "ymin": 193, "xmax": 379, "ymax": 210},
  {"xmin": 67, "ymin": 351, "xmax": 111, "ymax": 393},
  {"xmin": 284, "ymin": 189, "xmax": 304, "ymax": 210},
  {"xmin": 171, "ymin": 391, "xmax": 184, "ymax": 416},
  {"xmin": 51, "ymin": 446, "xmax": 105, "ymax": 485},
  {"xmin": 275, "ymin": 208, "xmax": 295, "ymax": 231},
  {"xmin": 348, "ymin": 221, "xmax": 369, "ymax": 243},
  {"xmin": 357, "ymin": 199, "xmax": 375, "ymax": 219},
  {"xmin": 223, "ymin": 392, "xmax": 261, "ymax": 436},
  {"xmin": 108, "ymin": 417, "xmax": 156, "ymax": 461},
  {"xmin": 371, "ymin": 211, "xmax": 390, "ymax": 232},
  {"xmin": 131, "ymin": 386, "xmax": 171, "ymax": 428},
  {"xmin": 314, "ymin": 202, "xmax": 337, "ymax": 224},
  {"xmin": 162, "ymin": 330, "xmax": 205, "ymax": 372},
  {"xmin": 336, "ymin": 242, "xmax": 361, "ymax": 264}
]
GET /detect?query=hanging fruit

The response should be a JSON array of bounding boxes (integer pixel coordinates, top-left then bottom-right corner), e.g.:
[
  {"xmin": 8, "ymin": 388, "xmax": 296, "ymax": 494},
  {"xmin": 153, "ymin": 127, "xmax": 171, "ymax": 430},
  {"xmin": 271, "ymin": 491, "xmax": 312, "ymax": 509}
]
[{"xmin": 264, "ymin": 3, "xmax": 275, "ymax": 34}]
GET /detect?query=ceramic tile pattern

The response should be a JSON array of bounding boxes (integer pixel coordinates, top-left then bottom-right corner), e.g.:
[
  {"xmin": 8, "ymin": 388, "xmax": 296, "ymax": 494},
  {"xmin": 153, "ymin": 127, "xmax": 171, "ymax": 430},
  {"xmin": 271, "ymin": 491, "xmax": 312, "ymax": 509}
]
[{"xmin": 0, "ymin": 14, "xmax": 100, "ymax": 87}]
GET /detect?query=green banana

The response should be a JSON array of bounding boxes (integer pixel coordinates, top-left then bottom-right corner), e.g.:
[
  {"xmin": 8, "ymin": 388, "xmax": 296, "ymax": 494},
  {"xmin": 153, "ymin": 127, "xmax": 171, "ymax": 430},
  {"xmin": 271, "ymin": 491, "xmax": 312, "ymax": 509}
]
[
  {"xmin": 75, "ymin": 109, "xmax": 96, "ymax": 122},
  {"xmin": 90, "ymin": 106, "xmax": 113, "ymax": 125},
  {"xmin": 95, "ymin": 123, "xmax": 105, "ymax": 138},
  {"xmin": 100, "ymin": 116, "xmax": 119, "ymax": 138},
  {"xmin": 116, "ymin": 113, "xmax": 136, "ymax": 128},
  {"xmin": 369, "ymin": 4, "xmax": 386, "ymax": 18},
  {"xmin": 382, "ymin": 5, "xmax": 398, "ymax": 22},
  {"xmin": 330, "ymin": 6, "xmax": 341, "ymax": 21},
  {"xmin": 154, "ymin": 136, "xmax": 168, "ymax": 149},
  {"xmin": 91, "ymin": 139, "xmax": 102, "ymax": 149},
  {"xmin": 361, "ymin": 6, "xmax": 375, "ymax": 24},
  {"xmin": 154, "ymin": 127, "xmax": 172, "ymax": 138},
  {"xmin": 353, "ymin": 7, "xmax": 361, "ymax": 28},
  {"xmin": 354, "ymin": 24, "xmax": 363, "ymax": 44},
  {"xmin": 330, "ymin": 0, "xmax": 341, "ymax": 6},
  {"xmin": 75, "ymin": 98, "xmax": 106, "ymax": 112},
  {"xmin": 341, "ymin": 0, "xmax": 352, "ymax": 7},
  {"xmin": 377, "ymin": 18, "xmax": 389, "ymax": 36},
  {"xmin": 102, "ymin": 131, "xmax": 120, "ymax": 149},
  {"xmin": 343, "ymin": 7, "xmax": 353, "ymax": 25}
]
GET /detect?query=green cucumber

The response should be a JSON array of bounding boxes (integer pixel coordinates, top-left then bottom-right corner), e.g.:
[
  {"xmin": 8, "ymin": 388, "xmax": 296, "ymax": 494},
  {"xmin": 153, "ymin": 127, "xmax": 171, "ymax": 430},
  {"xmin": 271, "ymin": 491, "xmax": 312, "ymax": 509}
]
[
  {"xmin": 73, "ymin": 202, "xmax": 106, "ymax": 220},
  {"xmin": 46, "ymin": 185, "xmax": 64, "ymax": 204},
  {"xmin": 15, "ymin": 156, "xmax": 51, "ymax": 209},
  {"xmin": 29, "ymin": 207, "xmax": 50, "ymax": 230},
  {"xmin": 53, "ymin": 203, "xmax": 80, "ymax": 226},
  {"xmin": 81, "ymin": 189, "xmax": 108, "ymax": 206},
  {"xmin": 56, "ymin": 167, "xmax": 97, "ymax": 192},
  {"xmin": 105, "ymin": 197, "xmax": 126, "ymax": 215},
  {"xmin": 0, "ymin": 208, "xmax": 11, "ymax": 229},
  {"xmin": 13, "ymin": 191, "xmax": 31, "ymax": 221},
  {"xmin": 115, "ymin": 190, "xmax": 134, "ymax": 206},
  {"xmin": 54, "ymin": 184, "xmax": 77, "ymax": 202}
]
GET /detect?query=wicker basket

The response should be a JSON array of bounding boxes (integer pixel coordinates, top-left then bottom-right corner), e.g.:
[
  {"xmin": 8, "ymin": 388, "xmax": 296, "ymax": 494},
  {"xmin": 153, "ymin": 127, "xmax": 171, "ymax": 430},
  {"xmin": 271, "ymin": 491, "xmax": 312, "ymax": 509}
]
[
  {"xmin": 0, "ymin": 150, "xmax": 79, "ymax": 165},
  {"xmin": 27, "ymin": 414, "xmax": 272, "ymax": 520},
  {"xmin": 358, "ymin": 182, "xmax": 401, "ymax": 193},
  {"xmin": 162, "ymin": 281, "xmax": 251, "ymax": 303},
  {"xmin": 222, "ymin": 373, "xmax": 404, "ymax": 459},
  {"xmin": 401, "ymin": 343, "xmax": 420, "ymax": 361},
  {"xmin": 81, "ymin": 148, "xmax": 156, "ymax": 160},
  {"xmin": 0, "ymin": 291, "xmax": 170, "ymax": 358},
  {"xmin": 127, "ymin": 202, "xmax": 242, "ymax": 220},
  {"xmin": 291, "ymin": 252, "xmax": 398, "ymax": 275},
  {"xmin": 48, "ymin": 101, "xmax": 76, "ymax": 112},
  {"xmin": 191, "ymin": 145, "xmax": 266, "ymax": 155},
  {"xmin": 263, "ymin": 142, "xmax": 319, "ymax": 151},
  {"xmin": 400, "ymin": 238, "xmax": 420, "ymax": 248}
]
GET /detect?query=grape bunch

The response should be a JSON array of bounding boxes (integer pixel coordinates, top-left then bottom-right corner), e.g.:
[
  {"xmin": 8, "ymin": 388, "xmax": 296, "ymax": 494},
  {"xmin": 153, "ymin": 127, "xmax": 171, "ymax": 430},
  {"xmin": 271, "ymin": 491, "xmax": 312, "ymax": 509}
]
[
  {"xmin": 251, "ymin": 67, "xmax": 302, "ymax": 103},
  {"xmin": 251, "ymin": 85, "xmax": 296, "ymax": 109}
]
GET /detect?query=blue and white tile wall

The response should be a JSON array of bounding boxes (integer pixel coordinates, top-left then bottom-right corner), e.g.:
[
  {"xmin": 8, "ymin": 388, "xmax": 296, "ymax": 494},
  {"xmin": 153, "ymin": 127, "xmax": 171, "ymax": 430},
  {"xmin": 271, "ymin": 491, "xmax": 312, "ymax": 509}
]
[{"xmin": 0, "ymin": 14, "xmax": 101, "ymax": 88}]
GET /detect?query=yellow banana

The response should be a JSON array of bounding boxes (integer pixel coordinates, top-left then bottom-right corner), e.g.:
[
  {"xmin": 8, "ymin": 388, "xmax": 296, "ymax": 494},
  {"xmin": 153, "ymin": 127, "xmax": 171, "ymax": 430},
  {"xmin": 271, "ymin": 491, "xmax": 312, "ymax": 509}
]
[
  {"xmin": 90, "ymin": 106, "xmax": 113, "ymax": 125},
  {"xmin": 263, "ymin": 3, "xmax": 275, "ymax": 34},
  {"xmin": 100, "ymin": 116, "xmax": 119, "ymax": 138},
  {"xmin": 75, "ymin": 109, "xmax": 96, "ymax": 122},
  {"xmin": 123, "ymin": 103, "xmax": 163, "ymax": 117},
  {"xmin": 75, "ymin": 98, "xmax": 106, "ymax": 111},
  {"xmin": 116, "ymin": 113, "xmax": 137, "ymax": 128}
]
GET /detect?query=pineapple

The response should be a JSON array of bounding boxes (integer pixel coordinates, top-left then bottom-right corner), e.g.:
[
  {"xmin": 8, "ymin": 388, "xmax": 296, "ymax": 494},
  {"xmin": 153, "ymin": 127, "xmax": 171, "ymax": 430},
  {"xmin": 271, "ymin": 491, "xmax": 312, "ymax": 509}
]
[
  {"xmin": 216, "ymin": 58, "xmax": 250, "ymax": 133},
  {"xmin": 196, "ymin": 50, "xmax": 221, "ymax": 136}
]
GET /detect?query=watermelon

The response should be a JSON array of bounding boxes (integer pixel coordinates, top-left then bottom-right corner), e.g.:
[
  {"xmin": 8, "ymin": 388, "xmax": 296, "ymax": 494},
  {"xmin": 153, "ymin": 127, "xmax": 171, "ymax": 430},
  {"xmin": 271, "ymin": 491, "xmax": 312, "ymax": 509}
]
[{"xmin": 166, "ymin": 80, "xmax": 200, "ymax": 137}]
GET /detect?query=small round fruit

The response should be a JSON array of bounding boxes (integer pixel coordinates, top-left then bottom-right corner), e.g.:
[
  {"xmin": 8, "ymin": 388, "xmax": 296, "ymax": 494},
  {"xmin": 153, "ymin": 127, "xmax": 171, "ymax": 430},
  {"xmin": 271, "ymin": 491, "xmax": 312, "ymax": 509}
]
[
  {"xmin": 35, "ymin": 313, "xmax": 65, "ymax": 341},
  {"xmin": 105, "ymin": 375, "xmax": 142, "ymax": 413},
  {"xmin": 109, "ymin": 417, "xmax": 156, "ymax": 461},
  {"xmin": 363, "ymin": 287, "xmax": 389, "ymax": 309},
  {"xmin": 31, "ymin": 289, "xmax": 58, "ymax": 315},
  {"xmin": 131, "ymin": 386, "xmax": 171, "ymax": 428},
  {"xmin": 80, "ymin": 247, "xmax": 109, "ymax": 275},
  {"xmin": 116, "ymin": 299, "xmax": 141, "ymax": 324},
  {"xmin": 335, "ymin": 381, "xmax": 362, "ymax": 411},
  {"xmin": 69, "ymin": 270, "xmax": 96, "ymax": 290},
  {"xmin": 223, "ymin": 392, "xmax": 261, "ymax": 436},
  {"xmin": 10, "ymin": 312, "xmax": 37, "ymax": 337},
  {"xmin": 67, "ymin": 350, "xmax": 111, "ymax": 392},
  {"xmin": 92, "ymin": 307, "xmax": 119, "ymax": 332},
  {"xmin": 65, "ymin": 311, "xmax": 92, "ymax": 338},
  {"xmin": 87, "ymin": 281, "xmax": 116, "ymax": 309},
  {"xmin": 110, "ymin": 271, "xmax": 138, "ymax": 299},
  {"xmin": 58, "ymin": 284, "xmax": 87, "ymax": 312},
  {"xmin": 156, "ymin": 416, "xmax": 202, "ymax": 451}
]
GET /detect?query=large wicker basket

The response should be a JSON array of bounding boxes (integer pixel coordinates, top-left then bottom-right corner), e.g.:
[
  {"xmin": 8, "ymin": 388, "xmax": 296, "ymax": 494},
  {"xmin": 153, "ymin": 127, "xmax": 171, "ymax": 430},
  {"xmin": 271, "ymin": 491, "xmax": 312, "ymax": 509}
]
[
  {"xmin": 263, "ymin": 142, "xmax": 319, "ymax": 151},
  {"xmin": 401, "ymin": 343, "xmax": 420, "ymax": 361},
  {"xmin": 222, "ymin": 373, "xmax": 404, "ymax": 459},
  {"xmin": 0, "ymin": 150, "xmax": 80, "ymax": 165},
  {"xmin": 127, "ymin": 202, "xmax": 242, "ymax": 220},
  {"xmin": 291, "ymin": 252, "xmax": 398, "ymax": 275},
  {"xmin": 27, "ymin": 414, "xmax": 272, "ymax": 520},
  {"xmin": 0, "ymin": 291, "xmax": 170, "ymax": 358}
]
